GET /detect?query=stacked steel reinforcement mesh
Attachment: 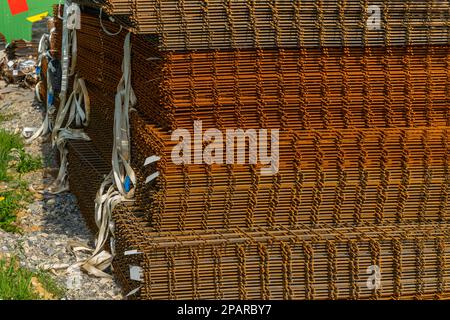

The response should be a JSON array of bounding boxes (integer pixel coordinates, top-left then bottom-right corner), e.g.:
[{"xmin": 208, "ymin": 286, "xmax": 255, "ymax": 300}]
[{"xmin": 61, "ymin": 1, "xmax": 450, "ymax": 299}]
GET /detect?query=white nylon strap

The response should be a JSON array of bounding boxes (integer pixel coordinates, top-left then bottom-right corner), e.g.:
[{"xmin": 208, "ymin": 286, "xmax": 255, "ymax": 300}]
[
  {"xmin": 49, "ymin": 77, "xmax": 90, "ymax": 194},
  {"xmin": 75, "ymin": 33, "xmax": 136, "ymax": 278},
  {"xmin": 26, "ymin": 54, "xmax": 57, "ymax": 144},
  {"xmin": 37, "ymin": 33, "xmax": 50, "ymax": 70},
  {"xmin": 53, "ymin": 76, "xmax": 90, "ymax": 138},
  {"xmin": 54, "ymin": 0, "xmax": 74, "ymax": 147},
  {"xmin": 111, "ymin": 32, "xmax": 136, "ymax": 198},
  {"xmin": 69, "ymin": 29, "xmax": 77, "ymax": 76},
  {"xmin": 35, "ymin": 81, "xmax": 44, "ymax": 102},
  {"xmin": 49, "ymin": 128, "xmax": 90, "ymax": 194}
]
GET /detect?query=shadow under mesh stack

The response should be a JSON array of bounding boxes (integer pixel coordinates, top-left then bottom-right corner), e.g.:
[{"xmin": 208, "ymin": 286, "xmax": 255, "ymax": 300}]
[
  {"xmin": 67, "ymin": 140, "xmax": 111, "ymax": 231},
  {"xmin": 63, "ymin": 1, "xmax": 450, "ymax": 299}
]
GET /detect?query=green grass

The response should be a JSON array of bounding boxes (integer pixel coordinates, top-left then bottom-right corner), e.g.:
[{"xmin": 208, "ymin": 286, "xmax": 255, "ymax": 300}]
[
  {"xmin": 0, "ymin": 129, "xmax": 23, "ymax": 181},
  {"xmin": 35, "ymin": 271, "xmax": 66, "ymax": 299},
  {"xmin": 0, "ymin": 257, "xmax": 37, "ymax": 300},
  {"xmin": 0, "ymin": 257, "xmax": 65, "ymax": 300},
  {"xmin": 16, "ymin": 150, "xmax": 42, "ymax": 174},
  {"xmin": 0, "ymin": 130, "xmax": 42, "ymax": 232},
  {"xmin": 0, "ymin": 190, "xmax": 22, "ymax": 233},
  {"xmin": 0, "ymin": 180, "xmax": 32, "ymax": 232}
]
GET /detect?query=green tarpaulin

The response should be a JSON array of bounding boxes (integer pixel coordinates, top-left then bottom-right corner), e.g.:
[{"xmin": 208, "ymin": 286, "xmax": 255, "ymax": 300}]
[{"xmin": 0, "ymin": 0, "xmax": 57, "ymax": 43}]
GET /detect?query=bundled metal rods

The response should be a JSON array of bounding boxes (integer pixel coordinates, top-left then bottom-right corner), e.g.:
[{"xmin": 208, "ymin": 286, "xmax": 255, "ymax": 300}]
[{"xmin": 59, "ymin": 3, "xmax": 450, "ymax": 299}]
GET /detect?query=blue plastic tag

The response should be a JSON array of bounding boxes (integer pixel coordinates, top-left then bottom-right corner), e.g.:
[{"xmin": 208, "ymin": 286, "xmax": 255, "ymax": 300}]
[
  {"xmin": 124, "ymin": 176, "xmax": 132, "ymax": 193},
  {"xmin": 47, "ymin": 93, "xmax": 54, "ymax": 106},
  {"xmin": 36, "ymin": 66, "xmax": 41, "ymax": 75}
]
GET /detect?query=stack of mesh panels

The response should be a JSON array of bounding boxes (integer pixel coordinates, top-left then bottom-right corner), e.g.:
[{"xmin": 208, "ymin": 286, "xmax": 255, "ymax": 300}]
[
  {"xmin": 114, "ymin": 206, "xmax": 450, "ymax": 300},
  {"xmin": 63, "ymin": 2, "xmax": 450, "ymax": 299},
  {"xmin": 78, "ymin": 0, "xmax": 450, "ymax": 50},
  {"xmin": 73, "ymin": 13, "xmax": 450, "ymax": 131},
  {"xmin": 130, "ymin": 113, "xmax": 450, "ymax": 231}
]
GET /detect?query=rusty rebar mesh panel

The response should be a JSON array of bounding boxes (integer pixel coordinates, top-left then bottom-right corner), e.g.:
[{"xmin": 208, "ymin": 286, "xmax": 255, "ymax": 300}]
[
  {"xmin": 67, "ymin": 133, "xmax": 450, "ymax": 299},
  {"xmin": 129, "ymin": 111, "xmax": 450, "ymax": 231},
  {"xmin": 73, "ymin": 11, "xmax": 450, "ymax": 132},
  {"xmin": 143, "ymin": 45, "xmax": 450, "ymax": 131},
  {"xmin": 113, "ymin": 206, "xmax": 450, "ymax": 300},
  {"xmin": 51, "ymin": 5, "xmax": 62, "ymax": 59},
  {"xmin": 67, "ymin": 140, "xmax": 111, "ymax": 231},
  {"xmin": 68, "ymin": 10, "xmax": 450, "ymax": 230},
  {"xmin": 82, "ymin": 85, "xmax": 115, "ymax": 162},
  {"xmin": 60, "ymin": 4, "xmax": 450, "ymax": 300},
  {"xmin": 38, "ymin": 55, "xmax": 49, "ymax": 102},
  {"xmin": 75, "ymin": 0, "xmax": 133, "ymax": 15},
  {"xmin": 75, "ymin": 0, "xmax": 450, "ymax": 51}
]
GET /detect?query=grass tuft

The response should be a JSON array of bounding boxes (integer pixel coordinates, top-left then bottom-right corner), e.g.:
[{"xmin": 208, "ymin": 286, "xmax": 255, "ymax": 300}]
[
  {"xmin": 0, "ymin": 257, "xmax": 37, "ymax": 300},
  {"xmin": 0, "ymin": 190, "xmax": 22, "ymax": 233},
  {"xmin": 16, "ymin": 150, "xmax": 42, "ymax": 174},
  {"xmin": 0, "ymin": 257, "xmax": 65, "ymax": 300},
  {"xmin": 0, "ymin": 129, "xmax": 23, "ymax": 181}
]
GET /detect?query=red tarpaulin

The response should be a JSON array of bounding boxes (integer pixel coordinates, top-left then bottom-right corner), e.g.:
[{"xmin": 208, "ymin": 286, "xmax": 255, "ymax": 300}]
[{"xmin": 7, "ymin": 0, "xmax": 29, "ymax": 15}]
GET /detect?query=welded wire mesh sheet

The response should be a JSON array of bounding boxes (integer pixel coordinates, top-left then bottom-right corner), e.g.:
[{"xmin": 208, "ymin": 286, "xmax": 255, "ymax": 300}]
[
  {"xmin": 67, "ymin": 140, "xmax": 112, "ymax": 231},
  {"xmin": 113, "ymin": 207, "xmax": 450, "ymax": 300},
  {"xmin": 72, "ymin": 10, "xmax": 450, "ymax": 131},
  {"xmin": 65, "ymin": 132, "xmax": 450, "ymax": 299},
  {"xmin": 144, "ymin": 45, "xmax": 450, "ymax": 131},
  {"xmin": 130, "ymin": 112, "xmax": 450, "ymax": 231},
  {"xmin": 62, "ymin": 4, "xmax": 450, "ymax": 301},
  {"xmin": 81, "ymin": 0, "xmax": 450, "ymax": 51},
  {"xmin": 75, "ymin": 0, "xmax": 133, "ymax": 15}
]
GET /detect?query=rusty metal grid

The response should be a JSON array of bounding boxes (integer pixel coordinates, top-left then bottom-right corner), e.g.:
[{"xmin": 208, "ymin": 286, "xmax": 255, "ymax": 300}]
[
  {"xmin": 74, "ymin": 12, "xmax": 450, "ymax": 132},
  {"xmin": 74, "ymin": 0, "xmax": 450, "ymax": 51},
  {"xmin": 58, "ymin": 6, "xmax": 450, "ymax": 300},
  {"xmin": 130, "ymin": 111, "xmax": 450, "ymax": 231},
  {"xmin": 67, "ymin": 140, "xmax": 111, "ymax": 231},
  {"xmin": 113, "ymin": 205, "xmax": 450, "ymax": 300}
]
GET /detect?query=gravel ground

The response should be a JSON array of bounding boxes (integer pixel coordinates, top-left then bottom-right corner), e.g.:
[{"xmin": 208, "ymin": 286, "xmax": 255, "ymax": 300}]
[{"xmin": 0, "ymin": 80, "xmax": 123, "ymax": 300}]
